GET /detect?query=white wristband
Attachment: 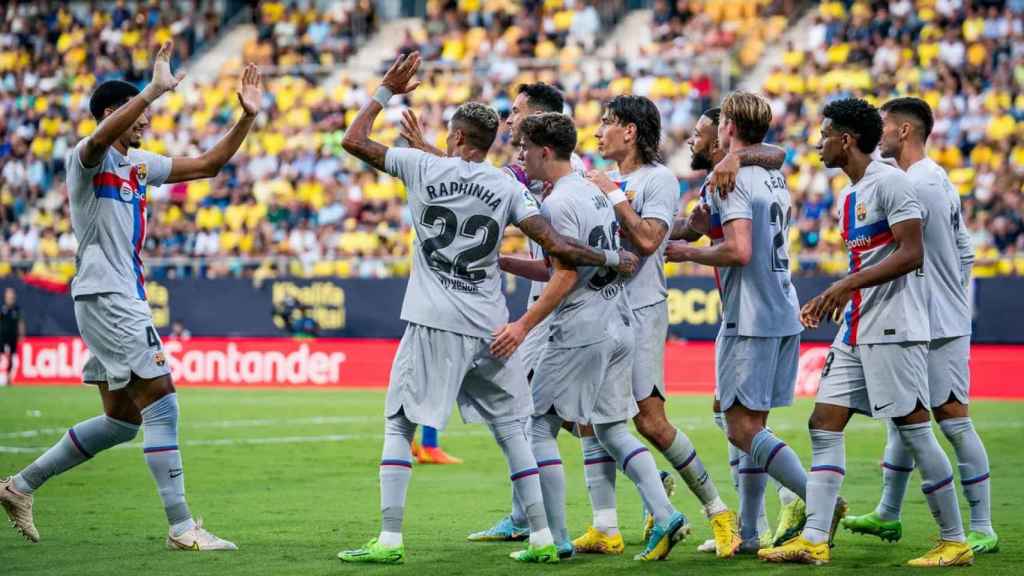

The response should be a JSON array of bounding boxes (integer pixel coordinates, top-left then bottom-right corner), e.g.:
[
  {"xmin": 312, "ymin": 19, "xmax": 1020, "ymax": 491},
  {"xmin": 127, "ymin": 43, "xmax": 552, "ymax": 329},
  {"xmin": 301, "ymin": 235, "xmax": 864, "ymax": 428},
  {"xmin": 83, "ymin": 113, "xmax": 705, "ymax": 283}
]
[
  {"xmin": 607, "ymin": 189, "xmax": 628, "ymax": 206},
  {"xmin": 604, "ymin": 250, "xmax": 620, "ymax": 268},
  {"xmin": 372, "ymin": 86, "xmax": 393, "ymax": 107}
]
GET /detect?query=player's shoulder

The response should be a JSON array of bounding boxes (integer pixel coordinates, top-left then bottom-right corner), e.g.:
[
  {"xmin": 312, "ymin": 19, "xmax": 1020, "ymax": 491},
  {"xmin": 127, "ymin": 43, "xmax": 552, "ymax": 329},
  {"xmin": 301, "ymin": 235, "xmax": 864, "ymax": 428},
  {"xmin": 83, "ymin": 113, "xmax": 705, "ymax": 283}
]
[{"xmin": 870, "ymin": 160, "xmax": 913, "ymax": 192}]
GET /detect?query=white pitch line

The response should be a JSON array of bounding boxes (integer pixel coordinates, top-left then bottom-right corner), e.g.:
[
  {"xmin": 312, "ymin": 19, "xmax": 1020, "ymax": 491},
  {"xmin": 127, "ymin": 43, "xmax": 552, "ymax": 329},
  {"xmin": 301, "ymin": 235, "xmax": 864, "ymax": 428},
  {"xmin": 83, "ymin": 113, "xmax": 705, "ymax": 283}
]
[
  {"xmin": 0, "ymin": 429, "xmax": 496, "ymax": 454},
  {"xmin": 0, "ymin": 415, "xmax": 379, "ymax": 440}
]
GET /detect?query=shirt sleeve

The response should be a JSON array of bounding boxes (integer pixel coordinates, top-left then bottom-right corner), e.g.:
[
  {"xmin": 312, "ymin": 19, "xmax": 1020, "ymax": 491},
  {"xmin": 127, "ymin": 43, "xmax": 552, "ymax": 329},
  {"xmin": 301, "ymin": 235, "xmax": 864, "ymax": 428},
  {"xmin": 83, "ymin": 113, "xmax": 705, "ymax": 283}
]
[
  {"xmin": 881, "ymin": 171, "xmax": 922, "ymax": 225},
  {"xmin": 638, "ymin": 168, "xmax": 679, "ymax": 226},
  {"xmin": 508, "ymin": 183, "xmax": 541, "ymax": 225},
  {"xmin": 67, "ymin": 140, "xmax": 102, "ymax": 183},
  {"xmin": 136, "ymin": 150, "xmax": 173, "ymax": 188},
  {"xmin": 717, "ymin": 171, "xmax": 754, "ymax": 224},
  {"xmin": 384, "ymin": 147, "xmax": 428, "ymax": 196}
]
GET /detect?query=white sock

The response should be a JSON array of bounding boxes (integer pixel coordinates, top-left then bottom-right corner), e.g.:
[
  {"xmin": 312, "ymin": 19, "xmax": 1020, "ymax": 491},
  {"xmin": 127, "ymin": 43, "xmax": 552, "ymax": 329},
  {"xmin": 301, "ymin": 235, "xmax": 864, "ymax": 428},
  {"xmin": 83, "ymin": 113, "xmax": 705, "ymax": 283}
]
[
  {"xmin": 529, "ymin": 527, "xmax": 554, "ymax": 548},
  {"xmin": 594, "ymin": 508, "xmax": 619, "ymax": 536},
  {"xmin": 378, "ymin": 531, "xmax": 402, "ymax": 547}
]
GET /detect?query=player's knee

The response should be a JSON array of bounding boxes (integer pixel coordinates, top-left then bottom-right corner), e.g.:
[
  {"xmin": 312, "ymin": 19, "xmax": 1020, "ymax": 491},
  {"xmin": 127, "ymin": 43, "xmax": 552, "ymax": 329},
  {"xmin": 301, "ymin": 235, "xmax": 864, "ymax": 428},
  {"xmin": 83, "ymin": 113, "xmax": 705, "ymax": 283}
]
[
  {"xmin": 129, "ymin": 373, "xmax": 176, "ymax": 410},
  {"xmin": 725, "ymin": 420, "xmax": 756, "ymax": 453},
  {"xmin": 932, "ymin": 398, "xmax": 967, "ymax": 421},
  {"xmin": 807, "ymin": 411, "xmax": 830, "ymax": 431},
  {"xmin": 104, "ymin": 403, "xmax": 143, "ymax": 426},
  {"xmin": 634, "ymin": 412, "xmax": 671, "ymax": 448}
]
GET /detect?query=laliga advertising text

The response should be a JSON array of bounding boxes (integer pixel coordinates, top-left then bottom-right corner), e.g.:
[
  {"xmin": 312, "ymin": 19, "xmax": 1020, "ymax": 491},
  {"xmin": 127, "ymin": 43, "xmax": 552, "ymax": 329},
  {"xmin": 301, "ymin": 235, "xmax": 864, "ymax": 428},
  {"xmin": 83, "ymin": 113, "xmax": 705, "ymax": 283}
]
[{"xmin": 18, "ymin": 338, "xmax": 347, "ymax": 386}]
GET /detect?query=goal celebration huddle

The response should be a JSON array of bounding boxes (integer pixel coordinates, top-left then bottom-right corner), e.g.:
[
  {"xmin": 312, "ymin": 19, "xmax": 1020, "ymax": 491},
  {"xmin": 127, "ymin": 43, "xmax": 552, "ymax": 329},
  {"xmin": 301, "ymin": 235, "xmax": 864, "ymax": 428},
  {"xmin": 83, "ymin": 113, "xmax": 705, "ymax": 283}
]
[{"xmin": 1, "ymin": 47, "xmax": 997, "ymax": 569}]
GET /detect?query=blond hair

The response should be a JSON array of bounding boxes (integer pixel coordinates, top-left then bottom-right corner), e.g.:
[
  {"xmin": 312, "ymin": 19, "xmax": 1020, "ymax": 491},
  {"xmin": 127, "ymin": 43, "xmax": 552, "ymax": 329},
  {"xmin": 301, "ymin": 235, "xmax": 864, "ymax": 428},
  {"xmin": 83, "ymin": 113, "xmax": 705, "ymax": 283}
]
[{"xmin": 721, "ymin": 91, "xmax": 772, "ymax": 144}]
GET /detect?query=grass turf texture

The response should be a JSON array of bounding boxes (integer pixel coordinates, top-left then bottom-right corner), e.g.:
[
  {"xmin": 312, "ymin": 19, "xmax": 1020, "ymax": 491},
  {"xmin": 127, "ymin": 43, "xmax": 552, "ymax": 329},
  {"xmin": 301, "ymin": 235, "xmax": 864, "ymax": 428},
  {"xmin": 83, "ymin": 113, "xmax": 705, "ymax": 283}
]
[{"xmin": 1, "ymin": 387, "xmax": 1021, "ymax": 575}]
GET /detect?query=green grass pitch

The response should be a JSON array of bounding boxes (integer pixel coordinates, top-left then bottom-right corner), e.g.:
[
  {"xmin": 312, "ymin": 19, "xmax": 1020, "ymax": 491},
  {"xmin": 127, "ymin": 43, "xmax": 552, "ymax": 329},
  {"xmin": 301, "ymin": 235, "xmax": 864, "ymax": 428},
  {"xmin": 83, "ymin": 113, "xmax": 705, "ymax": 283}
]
[{"xmin": 1, "ymin": 387, "xmax": 1021, "ymax": 575}]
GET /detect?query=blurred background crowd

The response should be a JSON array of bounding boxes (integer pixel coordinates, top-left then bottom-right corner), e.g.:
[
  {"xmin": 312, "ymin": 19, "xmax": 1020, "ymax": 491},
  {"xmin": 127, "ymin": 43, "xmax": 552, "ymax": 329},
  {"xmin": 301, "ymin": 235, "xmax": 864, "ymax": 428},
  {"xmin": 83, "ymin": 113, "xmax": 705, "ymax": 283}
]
[{"xmin": 0, "ymin": 0, "xmax": 1022, "ymax": 283}]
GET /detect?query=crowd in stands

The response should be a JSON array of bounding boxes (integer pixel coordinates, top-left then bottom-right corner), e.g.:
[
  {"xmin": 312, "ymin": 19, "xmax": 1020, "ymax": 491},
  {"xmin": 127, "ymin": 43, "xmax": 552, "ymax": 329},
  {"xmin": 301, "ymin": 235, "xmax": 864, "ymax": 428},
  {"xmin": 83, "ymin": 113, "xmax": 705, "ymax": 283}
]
[
  {"xmin": 2, "ymin": 0, "xmax": 1023, "ymax": 282},
  {"xmin": 742, "ymin": 0, "xmax": 1024, "ymax": 278}
]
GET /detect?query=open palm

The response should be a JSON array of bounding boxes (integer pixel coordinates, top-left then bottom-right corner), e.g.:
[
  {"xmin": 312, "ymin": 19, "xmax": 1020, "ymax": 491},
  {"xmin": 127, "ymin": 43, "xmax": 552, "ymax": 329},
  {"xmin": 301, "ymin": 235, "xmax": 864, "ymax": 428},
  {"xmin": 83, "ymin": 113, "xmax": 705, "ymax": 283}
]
[{"xmin": 236, "ymin": 63, "xmax": 262, "ymax": 116}]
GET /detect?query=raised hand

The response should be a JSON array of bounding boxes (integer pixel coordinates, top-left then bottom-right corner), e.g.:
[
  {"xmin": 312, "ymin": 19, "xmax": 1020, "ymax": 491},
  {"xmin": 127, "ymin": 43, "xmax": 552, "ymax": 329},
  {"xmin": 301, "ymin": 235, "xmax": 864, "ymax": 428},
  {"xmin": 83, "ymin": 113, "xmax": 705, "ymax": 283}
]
[
  {"xmin": 382, "ymin": 52, "xmax": 422, "ymax": 95},
  {"xmin": 400, "ymin": 109, "xmax": 425, "ymax": 147},
  {"xmin": 236, "ymin": 63, "xmax": 263, "ymax": 117},
  {"xmin": 150, "ymin": 41, "xmax": 186, "ymax": 95}
]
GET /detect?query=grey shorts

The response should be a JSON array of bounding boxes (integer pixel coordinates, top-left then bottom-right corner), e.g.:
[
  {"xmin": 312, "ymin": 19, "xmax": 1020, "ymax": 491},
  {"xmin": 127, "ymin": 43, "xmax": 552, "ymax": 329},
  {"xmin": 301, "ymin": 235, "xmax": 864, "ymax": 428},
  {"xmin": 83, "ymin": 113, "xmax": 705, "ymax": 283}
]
[
  {"xmin": 531, "ymin": 319, "xmax": 637, "ymax": 425},
  {"xmin": 521, "ymin": 314, "xmax": 552, "ymax": 378},
  {"xmin": 716, "ymin": 334, "xmax": 800, "ymax": 412},
  {"xmin": 631, "ymin": 302, "xmax": 667, "ymax": 401},
  {"xmin": 385, "ymin": 323, "xmax": 533, "ymax": 430},
  {"xmin": 816, "ymin": 340, "xmax": 929, "ymax": 419},
  {"xmin": 928, "ymin": 335, "xmax": 970, "ymax": 407},
  {"xmin": 74, "ymin": 292, "xmax": 168, "ymax": 390}
]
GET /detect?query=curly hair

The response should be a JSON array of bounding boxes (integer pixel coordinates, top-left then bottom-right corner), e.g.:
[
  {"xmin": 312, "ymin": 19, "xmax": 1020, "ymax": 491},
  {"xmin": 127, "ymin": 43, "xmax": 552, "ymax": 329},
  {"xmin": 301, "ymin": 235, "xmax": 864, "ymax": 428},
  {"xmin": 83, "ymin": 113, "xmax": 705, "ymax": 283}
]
[
  {"xmin": 880, "ymin": 96, "xmax": 934, "ymax": 141},
  {"xmin": 451, "ymin": 102, "xmax": 500, "ymax": 152},
  {"xmin": 517, "ymin": 83, "xmax": 565, "ymax": 114},
  {"xmin": 604, "ymin": 95, "xmax": 662, "ymax": 165},
  {"xmin": 520, "ymin": 112, "xmax": 577, "ymax": 160},
  {"xmin": 822, "ymin": 97, "xmax": 883, "ymax": 154}
]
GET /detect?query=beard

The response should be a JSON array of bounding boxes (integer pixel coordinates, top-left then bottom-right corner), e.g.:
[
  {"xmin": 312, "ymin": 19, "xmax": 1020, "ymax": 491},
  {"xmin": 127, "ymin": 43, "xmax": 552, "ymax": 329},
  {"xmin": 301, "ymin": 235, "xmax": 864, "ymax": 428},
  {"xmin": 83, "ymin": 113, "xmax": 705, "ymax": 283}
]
[{"xmin": 691, "ymin": 149, "xmax": 714, "ymax": 171}]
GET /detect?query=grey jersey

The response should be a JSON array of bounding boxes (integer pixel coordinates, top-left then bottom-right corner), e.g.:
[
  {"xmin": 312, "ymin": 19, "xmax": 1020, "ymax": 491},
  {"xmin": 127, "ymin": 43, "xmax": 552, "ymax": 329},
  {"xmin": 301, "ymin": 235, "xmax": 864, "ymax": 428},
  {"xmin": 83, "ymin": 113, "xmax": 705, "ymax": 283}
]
[
  {"xmin": 836, "ymin": 161, "xmax": 929, "ymax": 345},
  {"xmin": 908, "ymin": 158, "xmax": 973, "ymax": 339},
  {"xmin": 606, "ymin": 163, "xmax": 679, "ymax": 309},
  {"xmin": 541, "ymin": 173, "xmax": 632, "ymax": 348},
  {"xmin": 707, "ymin": 166, "xmax": 802, "ymax": 337},
  {"xmin": 510, "ymin": 153, "xmax": 587, "ymax": 302},
  {"xmin": 67, "ymin": 140, "xmax": 172, "ymax": 301},
  {"xmin": 386, "ymin": 147, "xmax": 540, "ymax": 339}
]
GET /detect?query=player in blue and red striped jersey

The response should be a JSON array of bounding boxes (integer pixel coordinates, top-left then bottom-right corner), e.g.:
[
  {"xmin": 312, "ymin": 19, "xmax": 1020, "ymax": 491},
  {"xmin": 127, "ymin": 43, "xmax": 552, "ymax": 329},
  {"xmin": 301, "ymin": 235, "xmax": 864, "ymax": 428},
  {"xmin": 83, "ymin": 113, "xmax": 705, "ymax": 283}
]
[
  {"xmin": 759, "ymin": 97, "xmax": 972, "ymax": 567},
  {"xmin": 0, "ymin": 42, "xmax": 261, "ymax": 551}
]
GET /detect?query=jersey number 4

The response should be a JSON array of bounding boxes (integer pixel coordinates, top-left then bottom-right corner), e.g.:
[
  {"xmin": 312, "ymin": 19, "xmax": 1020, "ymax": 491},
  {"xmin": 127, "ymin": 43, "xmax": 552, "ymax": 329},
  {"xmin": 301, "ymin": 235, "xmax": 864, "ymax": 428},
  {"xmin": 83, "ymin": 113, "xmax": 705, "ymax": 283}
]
[{"xmin": 420, "ymin": 205, "xmax": 500, "ymax": 283}]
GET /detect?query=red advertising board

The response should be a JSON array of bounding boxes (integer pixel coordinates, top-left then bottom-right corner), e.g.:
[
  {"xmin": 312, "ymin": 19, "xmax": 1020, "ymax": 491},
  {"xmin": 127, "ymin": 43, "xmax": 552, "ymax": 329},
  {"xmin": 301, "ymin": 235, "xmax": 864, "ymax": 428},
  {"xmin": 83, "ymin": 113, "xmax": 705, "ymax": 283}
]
[{"xmin": 5, "ymin": 337, "xmax": 1023, "ymax": 399}]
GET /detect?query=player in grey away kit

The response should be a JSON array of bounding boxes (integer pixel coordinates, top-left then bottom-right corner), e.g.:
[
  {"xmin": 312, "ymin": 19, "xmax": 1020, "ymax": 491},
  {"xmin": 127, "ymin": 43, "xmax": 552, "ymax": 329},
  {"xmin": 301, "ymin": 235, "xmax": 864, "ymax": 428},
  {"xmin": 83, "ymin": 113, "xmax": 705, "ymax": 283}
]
[
  {"xmin": 843, "ymin": 96, "xmax": 998, "ymax": 554},
  {"xmin": 670, "ymin": 107, "xmax": 803, "ymax": 552},
  {"xmin": 0, "ymin": 42, "xmax": 261, "ymax": 550},
  {"xmin": 665, "ymin": 92, "xmax": 809, "ymax": 555},
  {"xmin": 575, "ymin": 94, "xmax": 786, "ymax": 557},
  {"xmin": 759, "ymin": 97, "xmax": 972, "ymax": 567},
  {"xmin": 336, "ymin": 53, "xmax": 637, "ymax": 565},
  {"xmin": 491, "ymin": 112, "xmax": 690, "ymax": 561}
]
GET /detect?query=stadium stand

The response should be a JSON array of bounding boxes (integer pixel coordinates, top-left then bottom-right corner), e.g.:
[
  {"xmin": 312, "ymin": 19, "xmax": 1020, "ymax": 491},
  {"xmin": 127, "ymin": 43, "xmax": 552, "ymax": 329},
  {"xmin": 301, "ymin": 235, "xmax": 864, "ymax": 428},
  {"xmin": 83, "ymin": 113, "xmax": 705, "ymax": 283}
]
[
  {"xmin": 753, "ymin": 0, "xmax": 1024, "ymax": 277},
  {"xmin": 2, "ymin": 0, "xmax": 1022, "ymax": 282}
]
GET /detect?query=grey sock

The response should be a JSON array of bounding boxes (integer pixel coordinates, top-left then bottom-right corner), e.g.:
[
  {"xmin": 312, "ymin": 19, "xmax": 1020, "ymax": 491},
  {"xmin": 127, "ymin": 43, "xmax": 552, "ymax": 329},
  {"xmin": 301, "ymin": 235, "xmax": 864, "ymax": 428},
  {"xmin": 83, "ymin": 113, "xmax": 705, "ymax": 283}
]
[
  {"xmin": 714, "ymin": 412, "xmax": 741, "ymax": 492},
  {"xmin": 141, "ymin": 394, "xmax": 191, "ymax": 527},
  {"xmin": 661, "ymin": 426, "xmax": 719, "ymax": 507},
  {"xmin": 490, "ymin": 417, "xmax": 549, "ymax": 537},
  {"xmin": 379, "ymin": 413, "xmax": 416, "ymax": 534},
  {"xmin": 581, "ymin": 435, "xmax": 617, "ymax": 523},
  {"xmin": 899, "ymin": 422, "xmax": 965, "ymax": 542},
  {"xmin": 530, "ymin": 415, "xmax": 566, "ymax": 543},
  {"xmin": 875, "ymin": 419, "xmax": 914, "ymax": 521},
  {"xmin": 14, "ymin": 414, "xmax": 138, "ymax": 494},
  {"xmin": 738, "ymin": 452, "xmax": 768, "ymax": 542},
  {"xmin": 594, "ymin": 421, "xmax": 675, "ymax": 525},
  {"xmin": 939, "ymin": 417, "xmax": 993, "ymax": 535},
  {"xmin": 802, "ymin": 429, "xmax": 845, "ymax": 545},
  {"xmin": 751, "ymin": 428, "xmax": 807, "ymax": 501}
]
